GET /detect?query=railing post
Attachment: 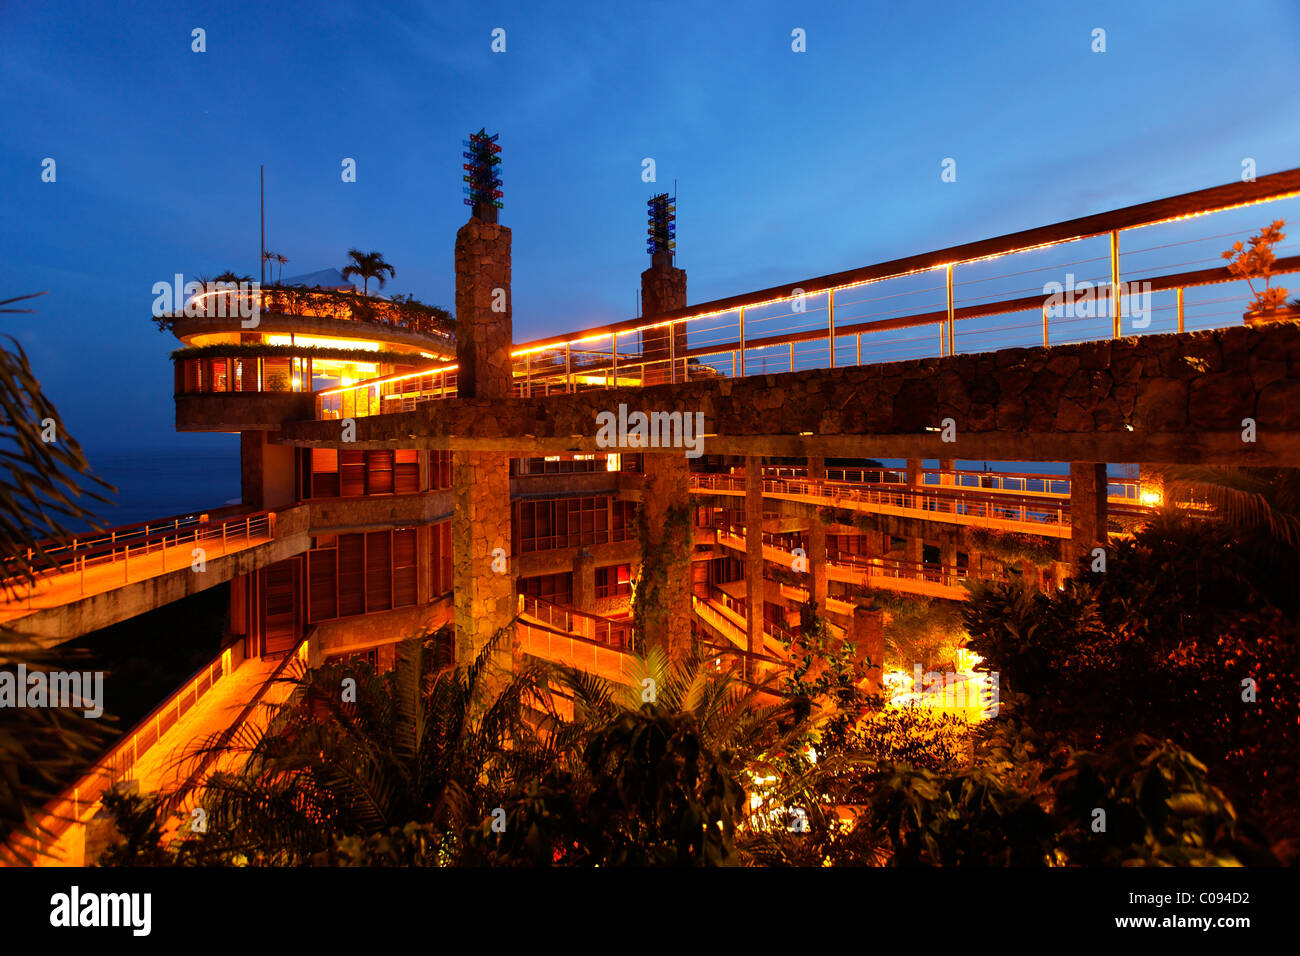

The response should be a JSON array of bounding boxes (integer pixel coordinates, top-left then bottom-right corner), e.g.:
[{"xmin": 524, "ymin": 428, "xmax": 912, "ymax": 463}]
[
  {"xmin": 1176, "ymin": 286, "xmax": 1184, "ymax": 333},
  {"xmin": 611, "ymin": 333, "xmax": 618, "ymax": 388},
  {"xmin": 946, "ymin": 263, "xmax": 955, "ymax": 355},
  {"xmin": 669, "ymin": 322, "xmax": 677, "ymax": 382},
  {"xmin": 738, "ymin": 307, "xmax": 746, "ymax": 376},
  {"xmin": 1042, "ymin": 302, "xmax": 1049, "ymax": 348},
  {"xmin": 828, "ymin": 288, "xmax": 836, "ymax": 368},
  {"xmin": 565, "ymin": 343, "xmax": 572, "ymax": 393},
  {"xmin": 1110, "ymin": 229, "xmax": 1121, "ymax": 339}
]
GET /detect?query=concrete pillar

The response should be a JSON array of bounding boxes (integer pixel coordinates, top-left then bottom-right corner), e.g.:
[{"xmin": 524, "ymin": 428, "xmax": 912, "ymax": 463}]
[
  {"xmin": 939, "ymin": 458, "xmax": 956, "ymax": 485},
  {"xmin": 452, "ymin": 212, "xmax": 515, "ymax": 672},
  {"xmin": 640, "ymin": 252, "xmax": 687, "ymax": 383},
  {"xmin": 574, "ymin": 547, "xmax": 596, "ymax": 612},
  {"xmin": 906, "ymin": 458, "xmax": 923, "ymax": 488},
  {"xmin": 1069, "ymin": 462, "xmax": 1108, "ymax": 567},
  {"xmin": 940, "ymin": 535, "xmax": 958, "ymax": 576},
  {"xmin": 640, "ymin": 454, "xmax": 693, "ymax": 659},
  {"xmin": 850, "ymin": 603, "xmax": 886, "ymax": 701},
  {"xmin": 745, "ymin": 456, "xmax": 765, "ymax": 673}
]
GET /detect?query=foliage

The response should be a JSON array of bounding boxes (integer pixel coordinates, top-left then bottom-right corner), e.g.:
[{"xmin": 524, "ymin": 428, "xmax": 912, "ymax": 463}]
[
  {"xmin": 0, "ymin": 293, "xmax": 115, "ymax": 859},
  {"xmin": 1222, "ymin": 219, "xmax": 1288, "ymax": 313},
  {"xmin": 966, "ymin": 526, "xmax": 1058, "ymax": 569},
  {"xmin": 140, "ymin": 630, "xmax": 563, "ymax": 865},
  {"xmin": 963, "ymin": 511, "xmax": 1300, "ymax": 859},
  {"xmin": 341, "ymin": 249, "xmax": 396, "ymax": 297}
]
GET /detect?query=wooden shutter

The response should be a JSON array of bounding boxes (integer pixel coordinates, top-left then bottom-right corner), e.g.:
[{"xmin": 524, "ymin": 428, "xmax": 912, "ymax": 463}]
[
  {"xmin": 365, "ymin": 530, "xmax": 392, "ymax": 612},
  {"xmin": 263, "ymin": 559, "xmax": 298, "ymax": 654},
  {"xmin": 339, "ymin": 450, "xmax": 365, "ymax": 497},
  {"xmin": 338, "ymin": 533, "xmax": 365, "ymax": 616},
  {"xmin": 366, "ymin": 450, "xmax": 394, "ymax": 495},
  {"xmin": 393, "ymin": 529, "xmax": 417, "ymax": 607},
  {"xmin": 312, "ymin": 448, "xmax": 340, "ymax": 498},
  {"xmin": 394, "ymin": 450, "xmax": 419, "ymax": 494},
  {"xmin": 308, "ymin": 547, "xmax": 338, "ymax": 622}
]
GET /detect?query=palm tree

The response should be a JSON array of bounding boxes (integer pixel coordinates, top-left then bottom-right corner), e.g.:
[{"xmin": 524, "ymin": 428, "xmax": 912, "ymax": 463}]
[
  {"xmin": 172, "ymin": 630, "xmax": 563, "ymax": 865},
  {"xmin": 1, "ymin": 292, "xmax": 115, "ymax": 862},
  {"xmin": 1145, "ymin": 464, "xmax": 1300, "ymax": 547},
  {"xmin": 274, "ymin": 253, "xmax": 287, "ymax": 283},
  {"xmin": 341, "ymin": 249, "xmax": 395, "ymax": 297}
]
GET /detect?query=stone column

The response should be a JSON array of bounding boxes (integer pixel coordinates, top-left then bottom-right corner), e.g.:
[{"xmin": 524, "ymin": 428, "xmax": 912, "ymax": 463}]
[
  {"xmin": 455, "ymin": 218, "xmax": 513, "ymax": 401},
  {"xmin": 1068, "ymin": 462, "xmax": 1108, "ymax": 568},
  {"xmin": 640, "ymin": 251, "xmax": 687, "ymax": 384},
  {"xmin": 574, "ymin": 547, "xmax": 596, "ymax": 612},
  {"xmin": 745, "ymin": 456, "xmax": 765, "ymax": 674},
  {"xmin": 806, "ymin": 456, "xmax": 827, "ymax": 618},
  {"xmin": 452, "ymin": 215, "xmax": 515, "ymax": 672},
  {"xmin": 452, "ymin": 453, "xmax": 513, "ymax": 669},
  {"xmin": 640, "ymin": 453, "xmax": 693, "ymax": 659},
  {"xmin": 850, "ymin": 603, "xmax": 886, "ymax": 701}
]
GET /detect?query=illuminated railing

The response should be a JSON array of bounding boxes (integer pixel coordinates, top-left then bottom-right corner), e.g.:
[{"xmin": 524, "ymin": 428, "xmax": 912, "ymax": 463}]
[
  {"xmin": 3, "ymin": 643, "xmax": 235, "ymax": 863},
  {"xmin": 316, "ymin": 169, "xmax": 1300, "ymax": 419},
  {"xmin": 517, "ymin": 594, "xmax": 633, "ymax": 651},
  {"xmin": 1, "ymin": 510, "xmax": 275, "ymax": 610}
]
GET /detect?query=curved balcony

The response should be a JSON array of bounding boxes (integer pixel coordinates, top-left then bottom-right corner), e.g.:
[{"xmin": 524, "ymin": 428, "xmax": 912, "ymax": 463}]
[{"xmin": 160, "ymin": 286, "xmax": 456, "ymax": 359}]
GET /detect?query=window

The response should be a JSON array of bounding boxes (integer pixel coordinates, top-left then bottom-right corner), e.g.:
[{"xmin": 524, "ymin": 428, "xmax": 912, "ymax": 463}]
[
  {"xmin": 518, "ymin": 572, "xmax": 573, "ymax": 608},
  {"xmin": 595, "ymin": 564, "xmax": 632, "ymax": 598}
]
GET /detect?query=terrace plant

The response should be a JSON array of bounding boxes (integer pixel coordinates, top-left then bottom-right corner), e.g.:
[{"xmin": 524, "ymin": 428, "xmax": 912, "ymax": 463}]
[
  {"xmin": 1222, "ymin": 219, "xmax": 1290, "ymax": 319},
  {"xmin": 341, "ymin": 249, "xmax": 395, "ymax": 297}
]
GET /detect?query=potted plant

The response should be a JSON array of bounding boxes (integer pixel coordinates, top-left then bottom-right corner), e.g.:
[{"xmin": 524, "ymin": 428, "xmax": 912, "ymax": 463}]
[{"xmin": 1222, "ymin": 219, "xmax": 1296, "ymax": 324}]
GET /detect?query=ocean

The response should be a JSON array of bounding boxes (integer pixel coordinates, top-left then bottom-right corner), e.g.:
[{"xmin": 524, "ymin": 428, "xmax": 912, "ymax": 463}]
[{"xmin": 76, "ymin": 447, "xmax": 242, "ymax": 530}]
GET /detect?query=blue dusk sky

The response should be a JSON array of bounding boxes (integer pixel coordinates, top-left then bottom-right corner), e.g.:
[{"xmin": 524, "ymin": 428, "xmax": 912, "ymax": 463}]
[{"xmin": 2, "ymin": 0, "xmax": 1298, "ymax": 475}]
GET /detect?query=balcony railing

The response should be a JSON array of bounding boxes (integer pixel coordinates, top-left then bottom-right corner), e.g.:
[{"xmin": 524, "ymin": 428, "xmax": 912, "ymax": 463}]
[
  {"xmin": 517, "ymin": 594, "xmax": 633, "ymax": 651},
  {"xmin": 315, "ymin": 169, "xmax": 1300, "ymax": 420},
  {"xmin": 1, "ymin": 510, "xmax": 275, "ymax": 610}
]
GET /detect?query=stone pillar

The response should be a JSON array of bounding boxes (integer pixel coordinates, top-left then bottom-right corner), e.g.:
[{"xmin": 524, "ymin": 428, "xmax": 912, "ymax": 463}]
[
  {"xmin": 452, "ymin": 214, "xmax": 515, "ymax": 673},
  {"xmin": 1069, "ymin": 462, "xmax": 1108, "ymax": 567},
  {"xmin": 452, "ymin": 453, "xmax": 513, "ymax": 669},
  {"xmin": 806, "ymin": 456, "xmax": 827, "ymax": 618},
  {"xmin": 850, "ymin": 603, "xmax": 886, "ymax": 700},
  {"xmin": 455, "ymin": 218, "xmax": 513, "ymax": 401},
  {"xmin": 745, "ymin": 456, "xmax": 765, "ymax": 674},
  {"xmin": 574, "ymin": 547, "xmax": 596, "ymax": 612},
  {"xmin": 939, "ymin": 458, "xmax": 956, "ymax": 486},
  {"xmin": 640, "ymin": 453, "xmax": 693, "ymax": 659},
  {"xmin": 640, "ymin": 252, "xmax": 687, "ymax": 384}
]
